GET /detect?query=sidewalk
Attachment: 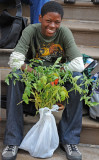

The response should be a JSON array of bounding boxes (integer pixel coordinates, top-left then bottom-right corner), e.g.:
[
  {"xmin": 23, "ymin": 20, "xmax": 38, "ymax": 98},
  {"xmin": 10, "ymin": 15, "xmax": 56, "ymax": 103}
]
[
  {"xmin": 0, "ymin": 143, "xmax": 99, "ymax": 160},
  {"xmin": 12, "ymin": 144, "xmax": 99, "ymax": 160},
  {"xmin": 1, "ymin": 134, "xmax": 99, "ymax": 160},
  {"xmin": 0, "ymin": 108, "xmax": 99, "ymax": 160}
]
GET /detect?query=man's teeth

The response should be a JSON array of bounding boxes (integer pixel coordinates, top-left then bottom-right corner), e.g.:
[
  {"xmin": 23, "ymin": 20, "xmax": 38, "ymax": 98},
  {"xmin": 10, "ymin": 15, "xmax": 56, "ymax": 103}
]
[{"xmin": 48, "ymin": 29, "xmax": 55, "ymax": 33}]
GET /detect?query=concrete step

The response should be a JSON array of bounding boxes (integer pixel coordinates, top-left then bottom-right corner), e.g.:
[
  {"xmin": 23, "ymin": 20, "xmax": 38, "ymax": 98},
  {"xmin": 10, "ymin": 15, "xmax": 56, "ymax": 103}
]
[
  {"xmin": 78, "ymin": 45, "xmax": 99, "ymax": 59},
  {"xmin": 0, "ymin": 118, "xmax": 99, "ymax": 160},
  {"xmin": 0, "ymin": 44, "xmax": 99, "ymax": 69},
  {"xmin": 0, "ymin": 3, "xmax": 30, "ymax": 17},
  {"xmin": 0, "ymin": 20, "xmax": 99, "ymax": 49},
  {"xmin": 0, "ymin": 50, "xmax": 13, "ymax": 68},
  {"xmin": 0, "ymin": 0, "xmax": 99, "ymax": 21},
  {"xmin": 0, "ymin": 45, "xmax": 99, "ymax": 86},
  {"xmin": 1, "ymin": 17, "xmax": 99, "ymax": 47},
  {"xmin": 0, "ymin": 45, "xmax": 99, "ymax": 96},
  {"xmin": 1, "ymin": 108, "xmax": 99, "ymax": 146},
  {"xmin": 1, "ymin": 2, "xmax": 99, "ymax": 46},
  {"xmin": 55, "ymin": 0, "xmax": 99, "ymax": 21},
  {"xmin": 80, "ymin": 116, "xmax": 99, "ymax": 145},
  {"xmin": 62, "ymin": 19, "xmax": 99, "ymax": 46},
  {"xmin": 1, "ymin": 18, "xmax": 99, "ymax": 47},
  {"xmin": 53, "ymin": 110, "xmax": 99, "ymax": 145},
  {"xmin": 1, "ymin": 109, "xmax": 99, "ymax": 159}
]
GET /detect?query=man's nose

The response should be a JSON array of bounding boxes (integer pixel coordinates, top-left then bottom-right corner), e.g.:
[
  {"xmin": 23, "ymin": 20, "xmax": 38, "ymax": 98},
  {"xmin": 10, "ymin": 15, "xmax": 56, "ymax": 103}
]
[{"xmin": 49, "ymin": 22, "xmax": 55, "ymax": 28}]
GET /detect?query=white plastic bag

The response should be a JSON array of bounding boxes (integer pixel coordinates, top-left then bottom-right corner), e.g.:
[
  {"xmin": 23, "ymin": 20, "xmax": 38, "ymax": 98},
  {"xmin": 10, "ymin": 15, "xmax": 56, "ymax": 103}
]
[{"xmin": 19, "ymin": 106, "xmax": 59, "ymax": 158}]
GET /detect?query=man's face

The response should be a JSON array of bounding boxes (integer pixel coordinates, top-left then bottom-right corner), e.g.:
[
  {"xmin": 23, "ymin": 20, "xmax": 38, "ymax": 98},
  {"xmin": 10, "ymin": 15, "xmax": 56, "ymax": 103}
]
[{"xmin": 39, "ymin": 12, "xmax": 62, "ymax": 37}]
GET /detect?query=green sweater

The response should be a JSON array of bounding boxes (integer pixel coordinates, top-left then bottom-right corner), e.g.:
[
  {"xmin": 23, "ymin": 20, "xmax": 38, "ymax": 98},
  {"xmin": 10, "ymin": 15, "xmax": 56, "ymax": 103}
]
[{"xmin": 14, "ymin": 23, "xmax": 81, "ymax": 63}]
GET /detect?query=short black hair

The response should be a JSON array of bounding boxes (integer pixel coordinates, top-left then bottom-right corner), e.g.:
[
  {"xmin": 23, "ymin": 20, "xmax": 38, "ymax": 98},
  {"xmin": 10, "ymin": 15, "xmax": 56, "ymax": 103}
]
[{"xmin": 41, "ymin": 1, "xmax": 64, "ymax": 19}]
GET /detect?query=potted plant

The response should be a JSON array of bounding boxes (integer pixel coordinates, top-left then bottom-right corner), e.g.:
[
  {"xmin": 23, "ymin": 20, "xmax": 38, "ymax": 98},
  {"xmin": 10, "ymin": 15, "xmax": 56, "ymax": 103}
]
[{"xmin": 5, "ymin": 57, "xmax": 99, "ymax": 111}]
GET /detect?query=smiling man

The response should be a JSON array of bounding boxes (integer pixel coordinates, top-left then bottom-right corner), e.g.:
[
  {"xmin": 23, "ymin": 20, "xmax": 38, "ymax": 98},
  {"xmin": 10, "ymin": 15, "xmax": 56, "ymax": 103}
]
[{"xmin": 2, "ymin": 1, "xmax": 84, "ymax": 160}]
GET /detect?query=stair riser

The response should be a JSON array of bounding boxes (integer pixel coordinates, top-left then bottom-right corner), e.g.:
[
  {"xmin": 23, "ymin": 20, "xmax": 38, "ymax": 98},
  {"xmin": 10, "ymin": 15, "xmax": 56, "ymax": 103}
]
[
  {"xmin": 1, "ymin": 82, "xmax": 7, "ymax": 96},
  {"xmin": 0, "ymin": 4, "xmax": 30, "ymax": 17},
  {"xmin": 80, "ymin": 127, "xmax": 99, "ymax": 145},
  {"xmin": 1, "ymin": 3, "xmax": 99, "ymax": 21},
  {"xmin": 0, "ymin": 53, "xmax": 10, "ymax": 68},
  {"xmin": 72, "ymin": 31, "xmax": 99, "ymax": 46},
  {"xmin": 7, "ymin": 6, "xmax": 99, "ymax": 22},
  {"xmin": 63, "ymin": 5, "xmax": 99, "ymax": 21},
  {"xmin": 0, "ymin": 31, "xmax": 99, "ymax": 49}
]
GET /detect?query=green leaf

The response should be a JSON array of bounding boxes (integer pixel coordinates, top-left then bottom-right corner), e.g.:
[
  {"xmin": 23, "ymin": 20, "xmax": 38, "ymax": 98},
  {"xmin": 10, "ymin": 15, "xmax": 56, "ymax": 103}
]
[
  {"xmin": 40, "ymin": 76, "xmax": 47, "ymax": 85},
  {"xmin": 25, "ymin": 86, "xmax": 31, "ymax": 97},
  {"xmin": 5, "ymin": 77, "xmax": 9, "ymax": 85},
  {"xmin": 60, "ymin": 91, "xmax": 66, "ymax": 101},
  {"xmin": 90, "ymin": 102, "xmax": 99, "ymax": 106},
  {"xmin": 32, "ymin": 83, "xmax": 37, "ymax": 90},
  {"xmin": 13, "ymin": 73, "xmax": 19, "ymax": 79},
  {"xmin": 73, "ymin": 76, "xmax": 81, "ymax": 81},
  {"xmin": 13, "ymin": 80, "xmax": 16, "ymax": 86},
  {"xmin": 22, "ymin": 93, "xmax": 29, "ymax": 104},
  {"xmin": 54, "ymin": 57, "xmax": 62, "ymax": 65}
]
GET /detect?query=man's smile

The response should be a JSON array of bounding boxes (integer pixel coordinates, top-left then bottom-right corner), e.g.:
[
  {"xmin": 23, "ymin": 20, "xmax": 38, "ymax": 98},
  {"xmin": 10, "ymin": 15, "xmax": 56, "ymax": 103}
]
[{"xmin": 46, "ymin": 28, "xmax": 56, "ymax": 35}]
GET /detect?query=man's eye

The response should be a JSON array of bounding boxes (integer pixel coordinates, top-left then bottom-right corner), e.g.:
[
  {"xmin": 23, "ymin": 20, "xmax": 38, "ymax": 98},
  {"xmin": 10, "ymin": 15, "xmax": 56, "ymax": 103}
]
[
  {"xmin": 46, "ymin": 20, "xmax": 51, "ymax": 23},
  {"xmin": 56, "ymin": 21, "xmax": 60, "ymax": 24}
]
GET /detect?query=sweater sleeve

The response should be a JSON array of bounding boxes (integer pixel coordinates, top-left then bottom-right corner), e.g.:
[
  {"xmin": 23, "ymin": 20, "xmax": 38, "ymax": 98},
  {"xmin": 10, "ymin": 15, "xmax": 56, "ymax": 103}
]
[
  {"xmin": 64, "ymin": 57, "xmax": 84, "ymax": 72},
  {"xmin": 8, "ymin": 51, "xmax": 25, "ymax": 69}
]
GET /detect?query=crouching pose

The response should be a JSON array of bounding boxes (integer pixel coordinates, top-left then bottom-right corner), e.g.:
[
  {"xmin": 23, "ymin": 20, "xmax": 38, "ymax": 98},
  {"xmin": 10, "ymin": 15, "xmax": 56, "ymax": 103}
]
[{"xmin": 2, "ymin": 1, "xmax": 84, "ymax": 160}]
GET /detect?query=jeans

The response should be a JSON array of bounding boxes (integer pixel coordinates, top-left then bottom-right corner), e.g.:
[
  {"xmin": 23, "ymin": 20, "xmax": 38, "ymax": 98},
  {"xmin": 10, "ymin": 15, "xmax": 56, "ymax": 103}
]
[
  {"xmin": 4, "ymin": 71, "xmax": 83, "ymax": 146},
  {"xmin": 58, "ymin": 72, "xmax": 84, "ymax": 145},
  {"xmin": 4, "ymin": 70, "xmax": 24, "ymax": 145}
]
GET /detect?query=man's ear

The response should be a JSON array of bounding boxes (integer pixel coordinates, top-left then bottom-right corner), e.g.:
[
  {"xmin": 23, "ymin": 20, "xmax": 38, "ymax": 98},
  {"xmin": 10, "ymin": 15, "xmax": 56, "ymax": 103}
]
[{"xmin": 39, "ymin": 15, "xmax": 42, "ymax": 23}]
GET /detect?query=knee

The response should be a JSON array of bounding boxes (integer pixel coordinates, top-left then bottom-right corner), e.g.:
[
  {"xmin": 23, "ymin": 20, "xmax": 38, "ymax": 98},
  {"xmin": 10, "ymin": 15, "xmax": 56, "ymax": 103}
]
[
  {"xmin": 73, "ymin": 72, "xmax": 82, "ymax": 77},
  {"xmin": 72, "ymin": 72, "xmax": 84, "ymax": 86},
  {"xmin": 11, "ymin": 69, "xmax": 23, "ymax": 80}
]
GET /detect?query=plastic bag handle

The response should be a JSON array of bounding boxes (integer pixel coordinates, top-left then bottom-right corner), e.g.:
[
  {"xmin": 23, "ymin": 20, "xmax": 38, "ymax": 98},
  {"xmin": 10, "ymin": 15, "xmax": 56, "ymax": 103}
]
[{"xmin": 15, "ymin": 0, "xmax": 22, "ymax": 17}]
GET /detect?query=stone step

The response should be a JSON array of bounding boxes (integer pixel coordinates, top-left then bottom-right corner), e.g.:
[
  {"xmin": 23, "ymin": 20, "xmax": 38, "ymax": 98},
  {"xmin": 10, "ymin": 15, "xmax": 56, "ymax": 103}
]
[
  {"xmin": 1, "ymin": 108, "xmax": 99, "ymax": 145},
  {"xmin": 78, "ymin": 45, "xmax": 99, "ymax": 60},
  {"xmin": 62, "ymin": 19, "xmax": 99, "ymax": 46},
  {"xmin": 0, "ymin": 3, "xmax": 30, "ymax": 17},
  {"xmin": 0, "ymin": 0, "xmax": 99, "ymax": 21},
  {"xmin": 80, "ymin": 116, "xmax": 99, "ymax": 145},
  {"xmin": 1, "ymin": 18, "xmax": 99, "ymax": 47},
  {"xmin": 52, "ymin": 110, "xmax": 99, "ymax": 145},
  {"xmin": 0, "ymin": 45, "xmax": 99, "ymax": 83},
  {"xmin": 1, "ymin": 3, "xmax": 99, "ymax": 46},
  {"xmin": 0, "ymin": 44, "xmax": 99, "ymax": 68},
  {"xmin": 55, "ymin": 0, "xmax": 99, "ymax": 21},
  {"xmin": 1, "ymin": 115, "xmax": 99, "ymax": 160}
]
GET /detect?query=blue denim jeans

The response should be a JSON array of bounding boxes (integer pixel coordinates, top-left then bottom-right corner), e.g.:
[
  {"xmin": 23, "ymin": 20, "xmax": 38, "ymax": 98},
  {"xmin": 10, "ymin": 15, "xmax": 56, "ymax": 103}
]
[
  {"xmin": 58, "ymin": 72, "xmax": 84, "ymax": 145},
  {"xmin": 4, "ymin": 71, "xmax": 83, "ymax": 146},
  {"xmin": 4, "ymin": 70, "xmax": 24, "ymax": 145}
]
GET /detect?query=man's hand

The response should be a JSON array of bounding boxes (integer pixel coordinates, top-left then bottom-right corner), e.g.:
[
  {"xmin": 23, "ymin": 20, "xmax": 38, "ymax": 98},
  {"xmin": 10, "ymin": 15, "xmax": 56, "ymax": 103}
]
[
  {"xmin": 21, "ymin": 63, "xmax": 36, "ymax": 74},
  {"xmin": 60, "ymin": 66, "xmax": 66, "ymax": 72}
]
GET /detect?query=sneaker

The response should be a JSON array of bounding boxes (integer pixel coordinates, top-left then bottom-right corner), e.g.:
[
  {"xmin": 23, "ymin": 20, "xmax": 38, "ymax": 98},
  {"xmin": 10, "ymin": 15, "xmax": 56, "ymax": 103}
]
[
  {"xmin": 2, "ymin": 145, "xmax": 18, "ymax": 160},
  {"xmin": 60, "ymin": 144, "xmax": 82, "ymax": 160}
]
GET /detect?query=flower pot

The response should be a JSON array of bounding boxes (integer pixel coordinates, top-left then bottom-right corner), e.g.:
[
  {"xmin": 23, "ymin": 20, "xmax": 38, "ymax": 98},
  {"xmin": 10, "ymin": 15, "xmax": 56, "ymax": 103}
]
[{"xmin": 57, "ymin": 103, "xmax": 64, "ymax": 111}]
